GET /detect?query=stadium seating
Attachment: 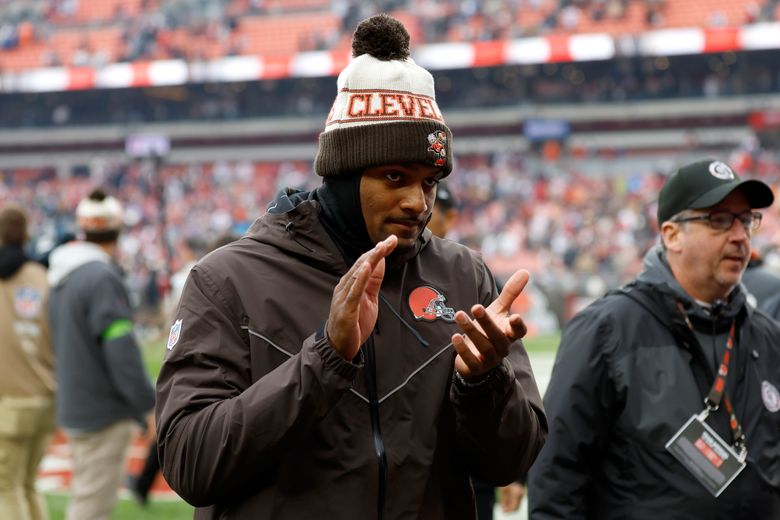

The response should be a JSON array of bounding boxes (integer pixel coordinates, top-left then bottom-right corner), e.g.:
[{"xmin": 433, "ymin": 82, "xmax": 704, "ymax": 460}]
[{"xmin": 2, "ymin": 0, "xmax": 779, "ymax": 74}]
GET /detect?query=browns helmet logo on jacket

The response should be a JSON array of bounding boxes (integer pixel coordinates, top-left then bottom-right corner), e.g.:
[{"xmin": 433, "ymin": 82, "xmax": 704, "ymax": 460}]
[{"xmin": 408, "ymin": 285, "xmax": 455, "ymax": 322}]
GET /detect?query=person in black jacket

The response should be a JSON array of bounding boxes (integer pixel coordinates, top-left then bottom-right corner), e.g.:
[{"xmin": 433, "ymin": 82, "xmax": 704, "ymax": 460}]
[
  {"xmin": 741, "ymin": 249, "xmax": 780, "ymax": 320},
  {"xmin": 528, "ymin": 158, "xmax": 780, "ymax": 519}
]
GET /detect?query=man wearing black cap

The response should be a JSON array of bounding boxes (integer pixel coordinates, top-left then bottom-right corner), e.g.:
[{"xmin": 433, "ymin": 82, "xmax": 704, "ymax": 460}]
[
  {"xmin": 155, "ymin": 14, "xmax": 546, "ymax": 520},
  {"xmin": 529, "ymin": 158, "xmax": 780, "ymax": 519},
  {"xmin": 428, "ymin": 181, "xmax": 459, "ymax": 239}
]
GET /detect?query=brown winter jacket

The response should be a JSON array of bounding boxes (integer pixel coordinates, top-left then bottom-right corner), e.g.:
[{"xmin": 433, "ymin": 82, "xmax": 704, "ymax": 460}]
[{"xmin": 156, "ymin": 191, "xmax": 547, "ymax": 519}]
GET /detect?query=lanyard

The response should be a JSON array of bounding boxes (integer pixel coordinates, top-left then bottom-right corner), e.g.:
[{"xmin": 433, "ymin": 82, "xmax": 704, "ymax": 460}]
[{"xmin": 677, "ymin": 304, "xmax": 747, "ymax": 456}]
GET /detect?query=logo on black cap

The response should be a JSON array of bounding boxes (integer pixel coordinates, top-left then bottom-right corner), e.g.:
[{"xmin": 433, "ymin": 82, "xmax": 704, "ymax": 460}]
[{"xmin": 708, "ymin": 161, "xmax": 735, "ymax": 180}]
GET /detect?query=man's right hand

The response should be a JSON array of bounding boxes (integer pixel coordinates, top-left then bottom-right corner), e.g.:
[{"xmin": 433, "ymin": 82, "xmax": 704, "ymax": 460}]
[
  {"xmin": 144, "ymin": 413, "xmax": 156, "ymax": 443},
  {"xmin": 327, "ymin": 235, "xmax": 398, "ymax": 361},
  {"xmin": 499, "ymin": 482, "xmax": 525, "ymax": 513}
]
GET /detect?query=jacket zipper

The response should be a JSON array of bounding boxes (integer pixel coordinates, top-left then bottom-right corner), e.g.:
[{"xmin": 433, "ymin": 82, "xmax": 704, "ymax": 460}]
[{"xmin": 363, "ymin": 335, "xmax": 387, "ymax": 520}]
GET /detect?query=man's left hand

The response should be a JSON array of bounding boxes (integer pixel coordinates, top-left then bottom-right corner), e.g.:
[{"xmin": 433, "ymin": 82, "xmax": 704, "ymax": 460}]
[{"xmin": 451, "ymin": 269, "xmax": 529, "ymax": 381}]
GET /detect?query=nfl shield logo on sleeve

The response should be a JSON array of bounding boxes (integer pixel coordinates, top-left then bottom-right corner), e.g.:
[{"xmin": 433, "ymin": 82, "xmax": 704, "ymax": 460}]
[
  {"xmin": 167, "ymin": 319, "xmax": 182, "ymax": 350},
  {"xmin": 15, "ymin": 287, "xmax": 42, "ymax": 319}
]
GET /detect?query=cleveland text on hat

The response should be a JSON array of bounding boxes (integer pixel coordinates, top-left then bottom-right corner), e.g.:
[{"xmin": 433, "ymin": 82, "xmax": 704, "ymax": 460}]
[{"xmin": 327, "ymin": 90, "xmax": 444, "ymax": 125}]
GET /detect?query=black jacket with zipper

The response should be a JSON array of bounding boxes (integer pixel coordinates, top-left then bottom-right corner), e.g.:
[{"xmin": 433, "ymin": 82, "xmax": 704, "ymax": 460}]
[{"xmin": 528, "ymin": 245, "xmax": 780, "ymax": 520}]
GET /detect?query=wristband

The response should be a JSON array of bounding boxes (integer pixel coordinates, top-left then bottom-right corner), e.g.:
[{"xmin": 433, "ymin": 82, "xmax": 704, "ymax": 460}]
[{"xmin": 453, "ymin": 367, "xmax": 497, "ymax": 389}]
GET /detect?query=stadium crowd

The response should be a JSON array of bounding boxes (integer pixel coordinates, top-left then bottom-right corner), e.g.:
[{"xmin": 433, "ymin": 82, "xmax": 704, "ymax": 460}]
[
  {"xmin": 1, "ymin": 0, "xmax": 780, "ymax": 72},
  {"xmin": 4, "ymin": 143, "xmax": 780, "ymax": 333}
]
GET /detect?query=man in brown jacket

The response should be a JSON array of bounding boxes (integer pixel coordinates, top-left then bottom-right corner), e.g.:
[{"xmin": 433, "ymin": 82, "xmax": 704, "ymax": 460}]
[
  {"xmin": 156, "ymin": 14, "xmax": 547, "ymax": 519},
  {"xmin": 0, "ymin": 204, "xmax": 55, "ymax": 520}
]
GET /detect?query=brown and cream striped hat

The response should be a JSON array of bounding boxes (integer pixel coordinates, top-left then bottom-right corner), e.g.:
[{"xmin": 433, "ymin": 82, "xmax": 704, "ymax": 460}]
[{"xmin": 314, "ymin": 14, "xmax": 453, "ymax": 178}]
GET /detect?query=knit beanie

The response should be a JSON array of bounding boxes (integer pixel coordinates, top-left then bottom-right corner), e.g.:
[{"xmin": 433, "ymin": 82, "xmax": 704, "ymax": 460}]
[
  {"xmin": 314, "ymin": 14, "xmax": 453, "ymax": 178},
  {"xmin": 76, "ymin": 189, "xmax": 124, "ymax": 243}
]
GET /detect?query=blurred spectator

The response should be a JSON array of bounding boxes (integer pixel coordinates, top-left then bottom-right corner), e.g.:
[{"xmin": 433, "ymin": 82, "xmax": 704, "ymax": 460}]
[
  {"xmin": 128, "ymin": 230, "xmax": 237, "ymax": 506},
  {"xmin": 0, "ymin": 23, "xmax": 18, "ymax": 49},
  {"xmin": 741, "ymin": 249, "xmax": 780, "ymax": 319},
  {"xmin": 0, "ymin": 203, "xmax": 55, "ymax": 520},
  {"xmin": 206, "ymin": 231, "xmax": 240, "ymax": 252},
  {"xmin": 427, "ymin": 180, "xmax": 459, "ymax": 239},
  {"xmin": 760, "ymin": 287, "xmax": 780, "ymax": 319},
  {"xmin": 47, "ymin": 189, "xmax": 155, "ymax": 520},
  {"xmin": 165, "ymin": 234, "xmax": 208, "ymax": 314}
]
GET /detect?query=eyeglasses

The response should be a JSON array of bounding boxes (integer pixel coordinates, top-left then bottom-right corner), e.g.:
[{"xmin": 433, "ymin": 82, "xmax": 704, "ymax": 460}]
[{"xmin": 672, "ymin": 211, "xmax": 762, "ymax": 231}]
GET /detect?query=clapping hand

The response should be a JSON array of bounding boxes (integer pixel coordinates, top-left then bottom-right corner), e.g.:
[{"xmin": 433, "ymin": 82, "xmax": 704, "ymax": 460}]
[
  {"xmin": 326, "ymin": 235, "xmax": 398, "ymax": 361},
  {"xmin": 452, "ymin": 269, "xmax": 529, "ymax": 381}
]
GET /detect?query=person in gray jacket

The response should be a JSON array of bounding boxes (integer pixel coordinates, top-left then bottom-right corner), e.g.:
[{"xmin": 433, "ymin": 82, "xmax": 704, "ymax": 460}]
[
  {"xmin": 48, "ymin": 189, "xmax": 155, "ymax": 520},
  {"xmin": 156, "ymin": 14, "xmax": 546, "ymax": 520},
  {"xmin": 528, "ymin": 158, "xmax": 780, "ymax": 519}
]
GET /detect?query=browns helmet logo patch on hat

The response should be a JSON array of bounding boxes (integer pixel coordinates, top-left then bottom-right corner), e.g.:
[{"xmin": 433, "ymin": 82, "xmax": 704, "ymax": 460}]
[
  {"xmin": 408, "ymin": 285, "xmax": 455, "ymax": 322},
  {"xmin": 427, "ymin": 131, "xmax": 447, "ymax": 167},
  {"xmin": 708, "ymin": 161, "xmax": 736, "ymax": 180}
]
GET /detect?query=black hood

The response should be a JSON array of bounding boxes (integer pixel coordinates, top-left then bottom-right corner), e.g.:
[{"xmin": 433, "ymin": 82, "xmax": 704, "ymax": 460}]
[
  {"xmin": 0, "ymin": 245, "xmax": 29, "ymax": 279},
  {"xmin": 315, "ymin": 176, "xmax": 373, "ymax": 265},
  {"xmin": 635, "ymin": 244, "xmax": 745, "ymax": 328},
  {"xmin": 314, "ymin": 176, "xmax": 428, "ymax": 269}
]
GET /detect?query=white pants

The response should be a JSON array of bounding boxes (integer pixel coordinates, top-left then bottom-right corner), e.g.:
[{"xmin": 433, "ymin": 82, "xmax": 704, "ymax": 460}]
[{"xmin": 66, "ymin": 420, "xmax": 134, "ymax": 520}]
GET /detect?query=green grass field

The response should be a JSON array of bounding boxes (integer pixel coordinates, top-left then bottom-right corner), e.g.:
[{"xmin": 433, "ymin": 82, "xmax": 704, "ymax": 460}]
[
  {"xmin": 523, "ymin": 332, "xmax": 560, "ymax": 354},
  {"xmin": 44, "ymin": 338, "xmax": 192, "ymax": 520},
  {"xmin": 44, "ymin": 332, "xmax": 560, "ymax": 518},
  {"xmin": 45, "ymin": 493, "xmax": 194, "ymax": 520}
]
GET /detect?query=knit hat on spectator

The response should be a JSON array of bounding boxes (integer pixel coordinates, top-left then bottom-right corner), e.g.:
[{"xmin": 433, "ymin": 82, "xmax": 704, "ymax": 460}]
[
  {"xmin": 314, "ymin": 14, "xmax": 453, "ymax": 178},
  {"xmin": 76, "ymin": 189, "xmax": 124, "ymax": 234},
  {"xmin": 657, "ymin": 158, "xmax": 774, "ymax": 224}
]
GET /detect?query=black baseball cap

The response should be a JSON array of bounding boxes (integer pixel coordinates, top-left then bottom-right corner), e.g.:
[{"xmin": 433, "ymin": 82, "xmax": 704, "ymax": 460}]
[
  {"xmin": 657, "ymin": 158, "xmax": 774, "ymax": 224},
  {"xmin": 435, "ymin": 181, "xmax": 459, "ymax": 210}
]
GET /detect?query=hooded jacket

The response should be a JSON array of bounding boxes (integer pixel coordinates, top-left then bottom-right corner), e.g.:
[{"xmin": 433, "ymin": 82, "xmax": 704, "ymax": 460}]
[
  {"xmin": 0, "ymin": 245, "xmax": 54, "ymax": 398},
  {"xmin": 528, "ymin": 245, "xmax": 780, "ymax": 519},
  {"xmin": 156, "ymin": 189, "xmax": 547, "ymax": 520},
  {"xmin": 48, "ymin": 241, "xmax": 154, "ymax": 431}
]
